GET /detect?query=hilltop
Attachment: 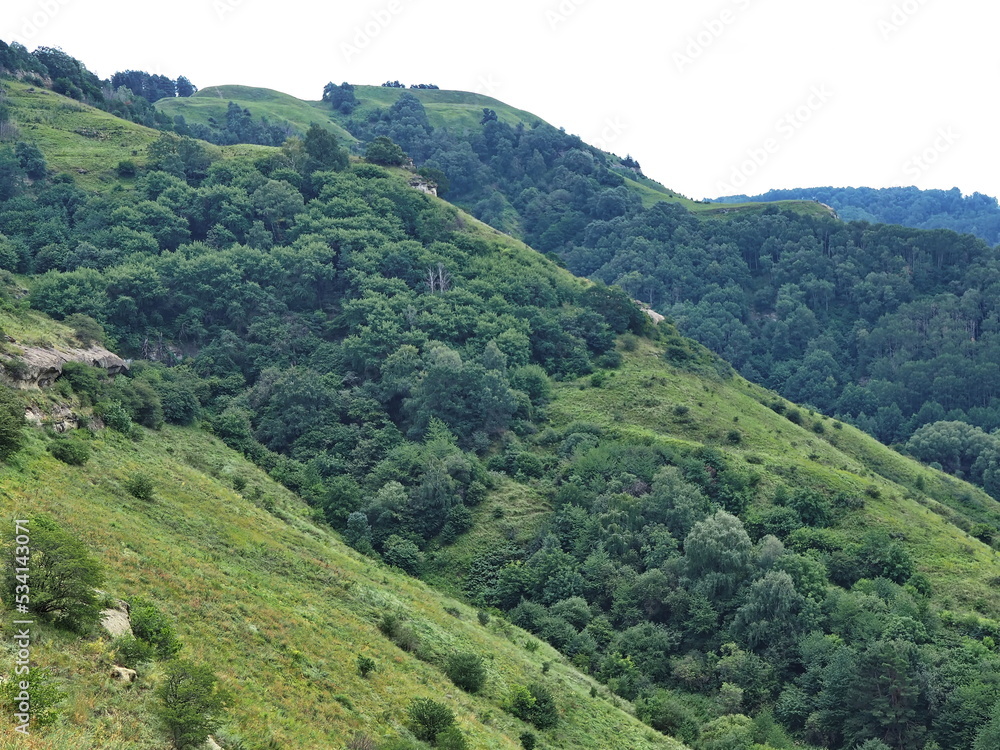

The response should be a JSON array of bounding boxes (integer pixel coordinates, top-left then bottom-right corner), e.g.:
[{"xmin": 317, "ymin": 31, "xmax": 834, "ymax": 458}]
[
  {"xmin": 1, "ymin": 45, "xmax": 1000, "ymax": 750},
  {"xmin": 712, "ymin": 186, "xmax": 1000, "ymax": 246}
]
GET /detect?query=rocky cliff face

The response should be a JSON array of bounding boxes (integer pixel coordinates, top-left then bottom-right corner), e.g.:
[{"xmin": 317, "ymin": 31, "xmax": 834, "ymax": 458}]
[{"xmin": 1, "ymin": 340, "xmax": 129, "ymax": 388}]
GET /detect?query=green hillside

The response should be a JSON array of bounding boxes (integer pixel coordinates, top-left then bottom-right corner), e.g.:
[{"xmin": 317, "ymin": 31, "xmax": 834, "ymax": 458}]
[
  {"xmin": 154, "ymin": 84, "xmax": 830, "ymax": 220},
  {"xmin": 3, "ymin": 50, "xmax": 1000, "ymax": 750},
  {"xmin": 2, "ymin": 78, "xmax": 268, "ymax": 191},
  {"xmin": 0, "ymin": 414, "xmax": 679, "ymax": 749},
  {"xmin": 156, "ymin": 84, "xmax": 357, "ymax": 145}
]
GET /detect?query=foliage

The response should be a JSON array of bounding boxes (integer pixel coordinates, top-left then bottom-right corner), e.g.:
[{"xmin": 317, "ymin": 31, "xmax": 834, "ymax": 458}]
[
  {"xmin": 124, "ymin": 472, "xmax": 155, "ymax": 501},
  {"xmin": 444, "ymin": 651, "xmax": 487, "ymax": 693},
  {"xmin": 7, "ymin": 515, "xmax": 103, "ymax": 631},
  {"xmin": 0, "ymin": 384, "xmax": 25, "ymax": 460},
  {"xmin": 406, "ymin": 697, "xmax": 455, "ymax": 743},
  {"xmin": 155, "ymin": 659, "xmax": 228, "ymax": 749},
  {"xmin": 48, "ymin": 435, "xmax": 91, "ymax": 465},
  {"xmin": 129, "ymin": 597, "xmax": 182, "ymax": 659}
]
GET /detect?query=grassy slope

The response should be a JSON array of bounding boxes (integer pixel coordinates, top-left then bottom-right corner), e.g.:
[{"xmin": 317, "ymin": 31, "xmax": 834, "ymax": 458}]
[
  {"xmin": 155, "ymin": 84, "xmax": 357, "ymax": 145},
  {"xmin": 153, "ymin": 84, "xmax": 833, "ymax": 219},
  {"xmin": 437, "ymin": 337, "xmax": 1000, "ymax": 619},
  {"xmin": 0, "ymin": 422, "xmax": 682, "ymax": 750},
  {"xmin": 2, "ymin": 79, "xmax": 270, "ymax": 191},
  {"xmin": 553, "ymin": 340, "xmax": 1000, "ymax": 614}
]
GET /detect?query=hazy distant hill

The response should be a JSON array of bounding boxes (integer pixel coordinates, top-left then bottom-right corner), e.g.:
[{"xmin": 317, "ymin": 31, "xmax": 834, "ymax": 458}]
[{"xmin": 714, "ymin": 186, "xmax": 1000, "ymax": 246}]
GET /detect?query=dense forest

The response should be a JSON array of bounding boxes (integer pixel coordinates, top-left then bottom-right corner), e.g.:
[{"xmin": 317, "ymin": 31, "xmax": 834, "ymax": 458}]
[
  {"xmin": 317, "ymin": 90, "xmax": 1000, "ymax": 499},
  {"xmin": 714, "ymin": 186, "xmax": 1000, "ymax": 247},
  {"xmin": 3, "ymin": 43, "xmax": 1000, "ymax": 749}
]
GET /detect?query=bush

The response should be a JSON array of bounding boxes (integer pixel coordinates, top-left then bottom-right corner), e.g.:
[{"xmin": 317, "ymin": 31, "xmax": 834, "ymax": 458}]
[
  {"xmin": 506, "ymin": 683, "xmax": 559, "ymax": 729},
  {"xmin": 130, "ymin": 598, "xmax": 181, "ymax": 659},
  {"xmin": 64, "ymin": 313, "xmax": 107, "ymax": 346},
  {"xmin": 97, "ymin": 400, "xmax": 132, "ymax": 432},
  {"xmin": 112, "ymin": 634, "xmax": 156, "ymax": 667},
  {"xmin": 520, "ymin": 732, "xmax": 537, "ymax": 750},
  {"xmin": 8, "ymin": 515, "xmax": 103, "ymax": 631},
  {"xmin": 445, "ymin": 652, "xmax": 487, "ymax": 693},
  {"xmin": 48, "ymin": 436, "xmax": 91, "ymax": 465},
  {"xmin": 406, "ymin": 698, "xmax": 455, "ymax": 743},
  {"xmin": 155, "ymin": 660, "xmax": 228, "ymax": 749},
  {"xmin": 365, "ymin": 136, "xmax": 407, "ymax": 166},
  {"xmin": 435, "ymin": 726, "xmax": 469, "ymax": 750},
  {"xmin": 0, "ymin": 667, "xmax": 63, "ymax": 728},
  {"xmin": 0, "ymin": 385, "xmax": 25, "ymax": 460},
  {"xmin": 357, "ymin": 654, "xmax": 376, "ymax": 677},
  {"xmin": 124, "ymin": 472, "xmax": 155, "ymax": 501}
]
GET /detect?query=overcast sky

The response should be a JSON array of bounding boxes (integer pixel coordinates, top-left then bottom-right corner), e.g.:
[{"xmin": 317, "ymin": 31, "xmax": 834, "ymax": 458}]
[{"xmin": 2, "ymin": 0, "xmax": 996, "ymax": 200}]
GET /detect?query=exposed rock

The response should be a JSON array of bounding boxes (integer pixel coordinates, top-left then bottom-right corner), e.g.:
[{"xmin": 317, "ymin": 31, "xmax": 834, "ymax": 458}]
[
  {"xmin": 110, "ymin": 666, "xmax": 137, "ymax": 683},
  {"xmin": 101, "ymin": 600, "xmax": 133, "ymax": 639},
  {"xmin": 206, "ymin": 737, "xmax": 223, "ymax": 750},
  {"xmin": 632, "ymin": 300, "xmax": 665, "ymax": 324},
  {"xmin": 409, "ymin": 177, "xmax": 438, "ymax": 197},
  {"xmin": 24, "ymin": 403, "xmax": 80, "ymax": 433},
  {"xmin": 2, "ymin": 342, "xmax": 128, "ymax": 388}
]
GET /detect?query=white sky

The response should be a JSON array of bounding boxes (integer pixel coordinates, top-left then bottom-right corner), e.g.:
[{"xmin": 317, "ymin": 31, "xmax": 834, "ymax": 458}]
[{"xmin": 2, "ymin": 0, "xmax": 997, "ymax": 200}]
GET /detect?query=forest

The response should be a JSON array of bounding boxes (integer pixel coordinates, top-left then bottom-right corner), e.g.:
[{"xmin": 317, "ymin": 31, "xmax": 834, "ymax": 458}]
[
  {"xmin": 1, "ymin": 42, "xmax": 1000, "ymax": 749},
  {"xmin": 309, "ymin": 89, "xmax": 1000, "ymax": 499},
  {"xmin": 713, "ymin": 186, "xmax": 1000, "ymax": 247}
]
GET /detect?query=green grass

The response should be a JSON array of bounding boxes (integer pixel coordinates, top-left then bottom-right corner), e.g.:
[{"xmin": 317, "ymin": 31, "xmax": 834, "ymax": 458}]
[
  {"xmin": 546, "ymin": 338, "xmax": 1000, "ymax": 616},
  {"xmin": 1, "ymin": 79, "xmax": 276, "ymax": 192},
  {"xmin": 154, "ymin": 84, "xmax": 833, "ymax": 221},
  {"xmin": 0, "ymin": 421, "xmax": 684, "ymax": 750},
  {"xmin": 155, "ymin": 85, "xmax": 357, "ymax": 145}
]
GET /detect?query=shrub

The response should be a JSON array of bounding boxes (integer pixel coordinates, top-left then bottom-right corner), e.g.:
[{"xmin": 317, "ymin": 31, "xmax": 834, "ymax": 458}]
[
  {"xmin": 0, "ymin": 385, "xmax": 25, "ymax": 460},
  {"xmin": 435, "ymin": 726, "xmax": 469, "ymax": 750},
  {"xmin": 117, "ymin": 160, "xmax": 138, "ymax": 178},
  {"xmin": 124, "ymin": 472, "xmax": 155, "ymax": 501},
  {"xmin": 8, "ymin": 515, "xmax": 103, "ymax": 631},
  {"xmin": 64, "ymin": 313, "xmax": 107, "ymax": 346},
  {"xmin": 48, "ymin": 436, "xmax": 90, "ymax": 465},
  {"xmin": 0, "ymin": 667, "xmax": 63, "ymax": 728},
  {"xmin": 506, "ymin": 683, "xmax": 558, "ymax": 729},
  {"xmin": 477, "ymin": 610, "xmax": 490, "ymax": 626},
  {"xmin": 406, "ymin": 698, "xmax": 455, "ymax": 743},
  {"xmin": 445, "ymin": 652, "xmax": 487, "ymax": 693},
  {"xmin": 97, "ymin": 400, "xmax": 132, "ymax": 432},
  {"xmin": 357, "ymin": 654, "xmax": 376, "ymax": 678},
  {"xmin": 520, "ymin": 731, "xmax": 537, "ymax": 749},
  {"xmin": 112, "ymin": 634, "xmax": 157, "ymax": 667},
  {"xmin": 130, "ymin": 598, "xmax": 181, "ymax": 659},
  {"xmin": 156, "ymin": 661, "xmax": 227, "ymax": 749}
]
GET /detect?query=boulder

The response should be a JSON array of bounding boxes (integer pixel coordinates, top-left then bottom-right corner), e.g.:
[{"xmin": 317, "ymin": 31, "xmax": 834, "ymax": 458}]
[
  {"xmin": 2, "ymin": 342, "xmax": 128, "ymax": 389},
  {"xmin": 101, "ymin": 600, "xmax": 133, "ymax": 639},
  {"xmin": 110, "ymin": 666, "xmax": 137, "ymax": 683},
  {"xmin": 206, "ymin": 737, "xmax": 223, "ymax": 750}
]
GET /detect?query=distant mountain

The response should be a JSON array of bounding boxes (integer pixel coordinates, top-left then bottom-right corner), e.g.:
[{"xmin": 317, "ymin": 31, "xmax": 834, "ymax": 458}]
[{"xmin": 713, "ymin": 186, "xmax": 1000, "ymax": 246}]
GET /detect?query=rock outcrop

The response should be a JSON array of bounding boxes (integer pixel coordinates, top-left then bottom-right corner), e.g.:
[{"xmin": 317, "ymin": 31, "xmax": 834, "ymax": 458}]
[
  {"xmin": 100, "ymin": 600, "xmax": 133, "ymax": 639},
  {"xmin": 1, "ymin": 342, "xmax": 128, "ymax": 388},
  {"xmin": 110, "ymin": 666, "xmax": 137, "ymax": 683}
]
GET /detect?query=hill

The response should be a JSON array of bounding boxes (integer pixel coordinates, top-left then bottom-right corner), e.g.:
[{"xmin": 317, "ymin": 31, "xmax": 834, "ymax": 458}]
[
  {"xmin": 154, "ymin": 83, "xmax": 831, "ymax": 222},
  {"xmin": 712, "ymin": 186, "xmax": 1000, "ymax": 246},
  {"xmin": 3, "ymin": 53, "xmax": 1000, "ymax": 750}
]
